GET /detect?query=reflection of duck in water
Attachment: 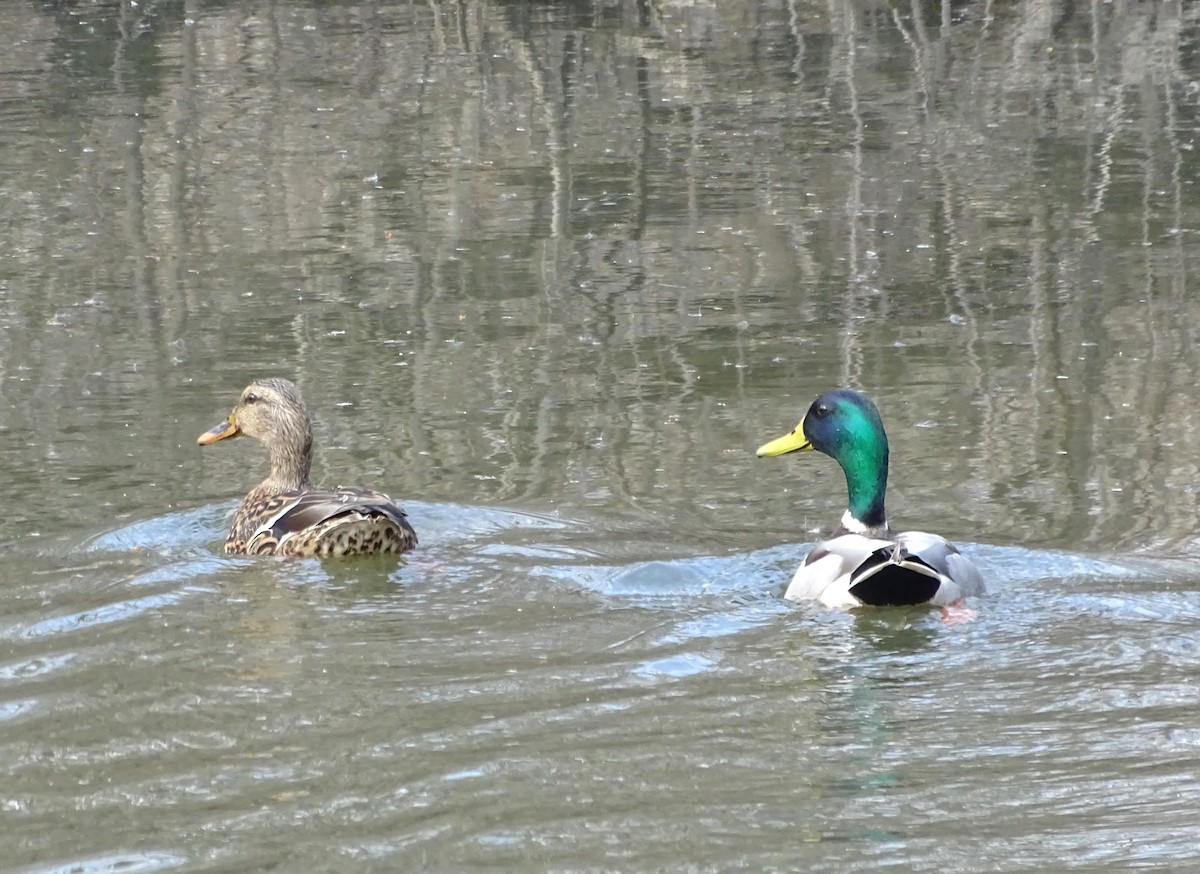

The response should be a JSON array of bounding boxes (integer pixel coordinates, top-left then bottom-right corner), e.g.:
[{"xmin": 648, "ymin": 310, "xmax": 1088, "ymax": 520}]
[
  {"xmin": 198, "ymin": 378, "xmax": 417, "ymax": 557},
  {"xmin": 757, "ymin": 389, "xmax": 982, "ymax": 610}
]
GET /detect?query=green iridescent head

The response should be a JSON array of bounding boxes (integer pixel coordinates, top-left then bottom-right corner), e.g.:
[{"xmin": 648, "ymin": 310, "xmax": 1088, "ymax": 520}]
[{"xmin": 757, "ymin": 389, "xmax": 889, "ymax": 528}]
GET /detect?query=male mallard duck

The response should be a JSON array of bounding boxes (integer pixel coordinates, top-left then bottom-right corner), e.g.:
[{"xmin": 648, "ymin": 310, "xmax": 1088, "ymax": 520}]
[
  {"xmin": 197, "ymin": 378, "xmax": 417, "ymax": 557},
  {"xmin": 757, "ymin": 389, "xmax": 982, "ymax": 609}
]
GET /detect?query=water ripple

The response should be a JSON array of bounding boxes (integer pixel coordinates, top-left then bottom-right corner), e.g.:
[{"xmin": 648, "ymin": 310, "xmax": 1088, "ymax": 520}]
[{"xmin": 14, "ymin": 853, "xmax": 188, "ymax": 874}]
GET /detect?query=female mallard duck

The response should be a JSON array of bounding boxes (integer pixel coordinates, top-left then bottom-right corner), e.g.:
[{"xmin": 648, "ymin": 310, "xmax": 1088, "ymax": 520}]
[
  {"xmin": 757, "ymin": 389, "xmax": 982, "ymax": 609},
  {"xmin": 197, "ymin": 378, "xmax": 417, "ymax": 557}
]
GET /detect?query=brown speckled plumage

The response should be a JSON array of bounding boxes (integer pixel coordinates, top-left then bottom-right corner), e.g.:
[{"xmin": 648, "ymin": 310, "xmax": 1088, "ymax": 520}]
[{"xmin": 198, "ymin": 378, "xmax": 417, "ymax": 557}]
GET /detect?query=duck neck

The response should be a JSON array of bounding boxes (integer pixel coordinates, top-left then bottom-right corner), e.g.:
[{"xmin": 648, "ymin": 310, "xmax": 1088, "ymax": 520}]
[
  {"xmin": 837, "ymin": 442, "xmax": 889, "ymax": 536},
  {"xmin": 262, "ymin": 432, "xmax": 313, "ymax": 493}
]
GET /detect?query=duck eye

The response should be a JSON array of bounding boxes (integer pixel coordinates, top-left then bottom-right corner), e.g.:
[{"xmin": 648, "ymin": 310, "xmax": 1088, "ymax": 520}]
[
  {"xmin": 814, "ymin": 404, "xmax": 831, "ymax": 418},
  {"xmin": 244, "ymin": 393, "xmax": 259, "ymax": 405}
]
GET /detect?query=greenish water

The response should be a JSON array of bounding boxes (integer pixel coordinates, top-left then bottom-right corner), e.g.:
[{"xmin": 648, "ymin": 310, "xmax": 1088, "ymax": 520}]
[{"xmin": 3, "ymin": 2, "xmax": 1200, "ymax": 871}]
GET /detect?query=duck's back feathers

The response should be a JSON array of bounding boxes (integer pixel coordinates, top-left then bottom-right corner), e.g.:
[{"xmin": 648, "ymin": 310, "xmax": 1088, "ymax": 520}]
[
  {"xmin": 229, "ymin": 486, "xmax": 417, "ymax": 557},
  {"xmin": 888, "ymin": 530, "xmax": 984, "ymax": 599},
  {"xmin": 785, "ymin": 531, "xmax": 983, "ymax": 609}
]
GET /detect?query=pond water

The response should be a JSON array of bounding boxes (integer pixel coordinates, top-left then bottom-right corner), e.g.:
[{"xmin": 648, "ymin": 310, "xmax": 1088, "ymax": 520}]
[{"xmin": 3, "ymin": 1, "xmax": 1200, "ymax": 871}]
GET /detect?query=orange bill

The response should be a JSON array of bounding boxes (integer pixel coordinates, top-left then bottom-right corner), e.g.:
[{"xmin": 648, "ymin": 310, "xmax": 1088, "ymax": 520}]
[{"xmin": 197, "ymin": 418, "xmax": 240, "ymax": 445}]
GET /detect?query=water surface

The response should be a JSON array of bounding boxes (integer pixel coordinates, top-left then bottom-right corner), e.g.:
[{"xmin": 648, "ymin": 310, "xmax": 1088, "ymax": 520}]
[{"xmin": 3, "ymin": 2, "xmax": 1200, "ymax": 871}]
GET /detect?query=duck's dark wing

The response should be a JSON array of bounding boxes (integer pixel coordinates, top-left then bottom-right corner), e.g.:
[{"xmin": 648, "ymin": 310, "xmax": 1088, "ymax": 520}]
[
  {"xmin": 271, "ymin": 488, "xmax": 411, "ymax": 535},
  {"xmin": 242, "ymin": 488, "xmax": 417, "ymax": 557}
]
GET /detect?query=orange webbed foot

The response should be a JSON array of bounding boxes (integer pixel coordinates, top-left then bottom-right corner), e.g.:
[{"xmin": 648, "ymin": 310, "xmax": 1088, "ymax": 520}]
[{"xmin": 940, "ymin": 598, "xmax": 978, "ymax": 625}]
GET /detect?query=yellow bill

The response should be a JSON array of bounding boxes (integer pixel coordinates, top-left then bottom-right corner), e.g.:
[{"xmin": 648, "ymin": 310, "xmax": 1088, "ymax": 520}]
[{"xmin": 756, "ymin": 423, "xmax": 812, "ymax": 457}]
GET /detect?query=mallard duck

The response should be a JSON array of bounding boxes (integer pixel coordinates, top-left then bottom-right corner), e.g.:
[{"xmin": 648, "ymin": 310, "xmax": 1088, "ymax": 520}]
[
  {"xmin": 197, "ymin": 378, "xmax": 417, "ymax": 557},
  {"xmin": 756, "ymin": 389, "xmax": 983, "ymax": 609}
]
